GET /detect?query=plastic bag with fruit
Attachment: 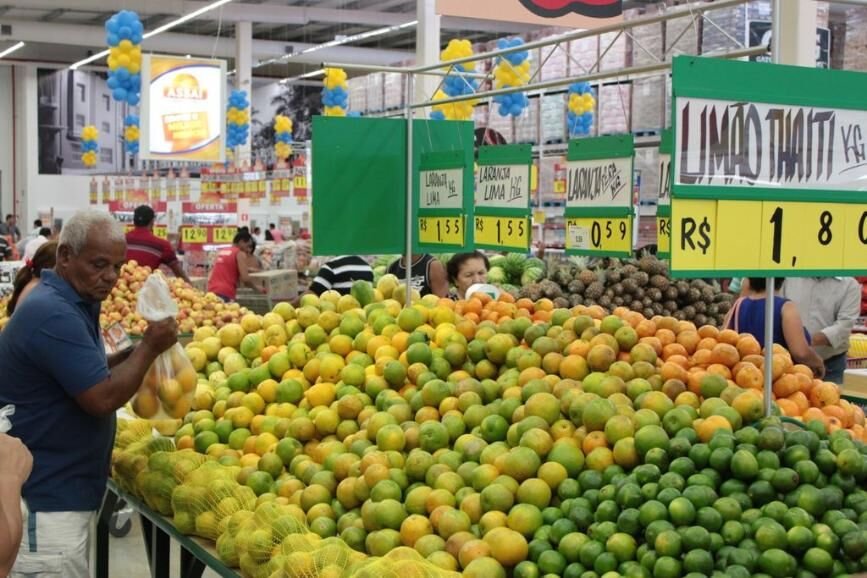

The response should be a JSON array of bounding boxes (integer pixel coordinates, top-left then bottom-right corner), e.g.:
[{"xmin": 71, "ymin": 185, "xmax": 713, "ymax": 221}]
[
  {"xmin": 0, "ymin": 404, "xmax": 14, "ymax": 433},
  {"xmin": 130, "ymin": 273, "xmax": 197, "ymax": 421}
]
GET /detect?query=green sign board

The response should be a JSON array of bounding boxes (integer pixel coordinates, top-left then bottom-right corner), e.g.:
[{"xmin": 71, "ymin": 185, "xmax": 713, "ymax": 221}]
[
  {"xmin": 656, "ymin": 129, "xmax": 672, "ymax": 259},
  {"xmin": 564, "ymin": 134, "xmax": 635, "ymax": 258},
  {"xmin": 473, "ymin": 144, "xmax": 532, "ymax": 252},
  {"xmin": 669, "ymin": 55, "xmax": 867, "ymax": 278},
  {"xmin": 312, "ymin": 116, "xmax": 473, "ymax": 256}
]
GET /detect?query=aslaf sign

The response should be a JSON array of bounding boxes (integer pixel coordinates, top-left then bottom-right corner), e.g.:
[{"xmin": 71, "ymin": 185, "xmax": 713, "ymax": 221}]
[
  {"xmin": 564, "ymin": 135, "xmax": 635, "ymax": 257},
  {"xmin": 416, "ymin": 151, "xmax": 468, "ymax": 252},
  {"xmin": 656, "ymin": 129, "xmax": 672, "ymax": 258},
  {"xmin": 670, "ymin": 56, "xmax": 867, "ymax": 277},
  {"xmin": 474, "ymin": 144, "xmax": 532, "ymax": 251}
]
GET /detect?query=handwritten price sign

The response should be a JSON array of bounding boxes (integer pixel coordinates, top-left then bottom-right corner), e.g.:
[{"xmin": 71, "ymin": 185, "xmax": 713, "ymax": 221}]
[
  {"xmin": 474, "ymin": 216, "xmax": 529, "ymax": 250},
  {"xmin": 181, "ymin": 227, "xmax": 207, "ymax": 244},
  {"xmin": 212, "ymin": 227, "xmax": 236, "ymax": 244},
  {"xmin": 565, "ymin": 217, "xmax": 632, "ymax": 255},
  {"xmin": 657, "ymin": 217, "xmax": 671, "ymax": 255},
  {"xmin": 154, "ymin": 226, "xmax": 168, "ymax": 240},
  {"xmin": 418, "ymin": 216, "xmax": 464, "ymax": 246}
]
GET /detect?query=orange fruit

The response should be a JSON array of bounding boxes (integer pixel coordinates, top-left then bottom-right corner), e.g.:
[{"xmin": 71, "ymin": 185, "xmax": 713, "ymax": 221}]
[
  {"xmin": 772, "ymin": 374, "xmax": 800, "ymax": 398},
  {"xmin": 710, "ymin": 343, "xmax": 740, "ymax": 367},
  {"xmin": 696, "ymin": 415, "xmax": 733, "ymax": 442}
]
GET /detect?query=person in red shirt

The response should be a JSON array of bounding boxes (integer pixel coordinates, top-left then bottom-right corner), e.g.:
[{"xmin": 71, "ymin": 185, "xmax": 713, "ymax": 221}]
[
  {"xmin": 207, "ymin": 231, "xmax": 265, "ymax": 301},
  {"xmin": 126, "ymin": 205, "xmax": 190, "ymax": 283}
]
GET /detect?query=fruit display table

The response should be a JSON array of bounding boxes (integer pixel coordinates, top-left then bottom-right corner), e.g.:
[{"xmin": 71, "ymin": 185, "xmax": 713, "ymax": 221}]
[{"xmin": 97, "ymin": 480, "xmax": 240, "ymax": 578}]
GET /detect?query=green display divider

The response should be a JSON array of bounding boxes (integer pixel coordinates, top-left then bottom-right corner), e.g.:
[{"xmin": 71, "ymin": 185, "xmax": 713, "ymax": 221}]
[
  {"xmin": 312, "ymin": 116, "xmax": 473, "ymax": 256},
  {"xmin": 312, "ymin": 117, "xmax": 407, "ymax": 255},
  {"xmin": 564, "ymin": 134, "xmax": 635, "ymax": 258},
  {"xmin": 669, "ymin": 56, "xmax": 867, "ymax": 278},
  {"xmin": 474, "ymin": 144, "xmax": 532, "ymax": 252}
]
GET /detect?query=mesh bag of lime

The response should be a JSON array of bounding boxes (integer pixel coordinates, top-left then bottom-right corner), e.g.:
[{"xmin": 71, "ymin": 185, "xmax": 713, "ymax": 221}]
[{"xmin": 131, "ymin": 272, "xmax": 198, "ymax": 420}]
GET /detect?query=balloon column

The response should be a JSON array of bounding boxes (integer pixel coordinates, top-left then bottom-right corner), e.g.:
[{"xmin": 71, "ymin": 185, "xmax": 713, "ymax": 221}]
[
  {"xmin": 105, "ymin": 10, "xmax": 143, "ymax": 106},
  {"xmin": 567, "ymin": 82, "xmax": 596, "ymax": 137},
  {"xmin": 226, "ymin": 90, "xmax": 250, "ymax": 148},
  {"xmin": 322, "ymin": 68, "xmax": 349, "ymax": 117},
  {"xmin": 274, "ymin": 115, "xmax": 293, "ymax": 160},
  {"xmin": 492, "ymin": 37, "xmax": 531, "ymax": 118},
  {"xmin": 431, "ymin": 39, "xmax": 478, "ymax": 121},
  {"xmin": 81, "ymin": 125, "xmax": 99, "ymax": 168},
  {"xmin": 123, "ymin": 115, "xmax": 140, "ymax": 155}
]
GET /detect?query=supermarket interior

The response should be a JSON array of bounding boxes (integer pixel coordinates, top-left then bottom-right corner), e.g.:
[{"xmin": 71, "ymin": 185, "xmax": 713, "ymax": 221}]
[{"xmin": 4, "ymin": 1, "xmax": 867, "ymax": 578}]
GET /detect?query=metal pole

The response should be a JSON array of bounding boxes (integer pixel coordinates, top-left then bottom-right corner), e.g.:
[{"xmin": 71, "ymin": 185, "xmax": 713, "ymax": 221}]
[
  {"xmin": 763, "ymin": 0, "xmax": 783, "ymax": 417},
  {"xmin": 319, "ymin": 62, "xmax": 487, "ymax": 79},
  {"xmin": 405, "ymin": 72, "xmax": 414, "ymax": 309},
  {"xmin": 402, "ymin": 46, "xmax": 767, "ymax": 110}
]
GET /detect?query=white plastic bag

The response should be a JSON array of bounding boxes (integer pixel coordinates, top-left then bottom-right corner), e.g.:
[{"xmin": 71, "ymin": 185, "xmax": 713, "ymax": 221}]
[
  {"xmin": 0, "ymin": 404, "xmax": 14, "ymax": 433},
  {"xmin": 130, "ymin": 273, "xmax": 196, "ymax": 420}
]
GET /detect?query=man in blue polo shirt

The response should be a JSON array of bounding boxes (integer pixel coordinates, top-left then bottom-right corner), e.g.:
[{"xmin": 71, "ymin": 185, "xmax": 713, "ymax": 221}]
[{"xmin": 0, "ymin": 209, "xmax": 177, "ymax": 577}]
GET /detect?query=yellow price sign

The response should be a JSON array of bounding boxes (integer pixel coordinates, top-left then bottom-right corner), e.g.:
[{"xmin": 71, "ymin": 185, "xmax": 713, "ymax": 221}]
[
  {"xmin": 553, "ymin": 180, "xmax": 566, "ymax": 194},
  {"xmin": 212, "ymin": 227, "xmax": 236, "ymax": 244},
  {"xmin": 294, "ymin": 175, "xmax": 307, "ymax": 189},
  {"xmin": 657, "ymin": 217, "xmax": 671, "ymax": 254},
  {"xmin": 474, "ymin": 216, "xmax": 529, "ymax": 249},
  {"xmin": 671, "ymin": 199, "xmax": 717, "ymax": 272},
  {"xmin": 154, "ymin": 226, "xmax": 168, "ymax": 240},
  {"xmin": 418, "ymin": 215, "xmax": 464, "ymax": 246},
  {"xmin": 566, "ymin": 217, "xmax": 632, "ymax": 254},
  {"xmin": 844, "ymin": 206, "xmax": 867, "ymax": 270},
  {"xmin": 758, "ymin": 201, "xmax": 848, "ymax": 271},
  {"xmin": 181, "ymin": 227, "xmax": 207, "ymax": 244}
]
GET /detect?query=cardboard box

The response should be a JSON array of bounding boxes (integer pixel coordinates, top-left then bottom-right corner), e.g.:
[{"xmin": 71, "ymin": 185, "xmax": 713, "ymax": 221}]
[{"xmin": 249, "ymin": 269, "xmax": 298, "ymax": 300}]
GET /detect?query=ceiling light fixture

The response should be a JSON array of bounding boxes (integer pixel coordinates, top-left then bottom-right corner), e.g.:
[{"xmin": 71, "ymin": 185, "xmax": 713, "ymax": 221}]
[
  {"xmin": 255, "ymin": 19, "xmax": 417, "ymax": 69},
  {"xmin": 279, "ymin": 68, "xmax": 326, "ymax": 84},
  {"xmin": 0, "ymin": 41, "xmax": 25, "ymax": 59},
  {"xmin": 70, "ymin": 0, "xmax": 233, "ymax": 70}
]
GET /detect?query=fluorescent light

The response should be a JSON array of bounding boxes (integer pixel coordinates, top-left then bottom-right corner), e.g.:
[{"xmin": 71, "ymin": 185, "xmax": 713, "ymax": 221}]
[
  {"xmin": 70, "ymin": 0, "xmax": 233, "ymax": 70},
  {"xmin": 255, "ymin": 20, "xmax": 417, "ymax": 69},
  {"xmin": 144, "ymin": 0, "xmax": 233, "ymax": 38},
  {"xmin": 279, "ymin": 68, "xmax": 325, "ymax": 84},
  {"xmin": 0, "ymin": 41, "xmax": 25, "ymax": 59}
]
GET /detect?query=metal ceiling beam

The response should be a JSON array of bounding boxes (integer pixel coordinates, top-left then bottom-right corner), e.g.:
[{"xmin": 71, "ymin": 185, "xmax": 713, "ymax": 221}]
[
  {"xmin": 40, "ymin": 8, "xmax": 66, "ymax": 21},
  {"xmin": 0, "ymin": 19, "xmax": 412, "ymax": 65}
]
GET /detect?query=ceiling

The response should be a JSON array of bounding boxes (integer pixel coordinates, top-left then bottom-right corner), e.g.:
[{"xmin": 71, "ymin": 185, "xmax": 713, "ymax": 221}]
[{"xmin": 0, "ymin": 0, "xmax": 549, "ymax": 79}]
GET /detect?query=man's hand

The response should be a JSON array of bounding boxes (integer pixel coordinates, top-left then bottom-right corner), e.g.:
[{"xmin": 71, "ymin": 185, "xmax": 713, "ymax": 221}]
[
  {"xmin": 141, "ymin": 318, "xmax": 178, "ymax": 356},
  {"xmin": 0, "ymin": 434, "xmax": 32, "ymax": 486},
  {"xmin": 812, "ymin": 331, "xmax": 830, "ymax": 347}
]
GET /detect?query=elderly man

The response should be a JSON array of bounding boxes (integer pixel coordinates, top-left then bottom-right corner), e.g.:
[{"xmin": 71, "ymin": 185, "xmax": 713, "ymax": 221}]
[
  {"xmin": 783, "ymin": 277, "xmax": 862, "ymax": 385},
  {"xmin": 0, "ymin": 209, "xmax": 177, "ymax": 577}
]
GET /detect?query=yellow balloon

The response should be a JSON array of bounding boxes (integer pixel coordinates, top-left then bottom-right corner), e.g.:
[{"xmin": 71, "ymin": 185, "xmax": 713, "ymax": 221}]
[
  {"xmin": 118, "ymin": 39, "xmax": 133, "ymax": 52},
  {"xmin": 107, "ymin": 56, "xmax": 118, "ymax": 70},
  {"xmin": 128, "ymin": 61, "xmax": 140, "ymax": 74},
  {"xmin": 117, "ymin": 54, "xmax": 130, "ymax": 68}
]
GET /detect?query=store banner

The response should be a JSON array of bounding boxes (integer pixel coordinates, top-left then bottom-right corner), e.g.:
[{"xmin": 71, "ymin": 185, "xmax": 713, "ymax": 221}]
[
  {"xmin": 140, "ymin": 54, "xmax": 227, "ymax": 163},
  {"xmin": 437, "ymin": 0, "xmax": 621, "ymax": 27},
  {"xmin": 676, "ymin": 97, "xmax": 867, "ymax": 191}
]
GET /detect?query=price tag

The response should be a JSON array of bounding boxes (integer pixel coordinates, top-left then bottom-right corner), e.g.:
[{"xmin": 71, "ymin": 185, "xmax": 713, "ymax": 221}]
[
  {"xmin": 657, "ymin": 217, "xmax": 671, "ymax": 254},
  {"xmin": 553, "ymin": 180, "xmax": 566, "ymax": 194},
  {"xmin": 154, "ymin": 226, "xmax": 168, "ymax": 240},
  {"xmin": 294, "ymin": 175, "xmax": 307, "ymax": 189},
  {"xmin": 418, "ymin": 216, "xmax": 464, "ymax": 246},
  {"xmin": 758, "ymin": 201, "xmax": 845, "ymax": 270},
  {"xmin": 565, "ymin": 217, "xmax": 632, "ymax": 254},
  {"xmin": 212, "ymin": 227, "xmax": 235, "ymax": 244},
  {"xmin": 844, "ymin": 206, "xmax": 867, "ymax": 270},
  {"xmin": 671, "ymin": 199, "xmax": 717, "ymax": 272},
  {"xmin": 474, "ymin": 216, "xmax": 529, "ymax": 250},
  {"xmin": 181, "ymin": 227, "xmax": 207, "ymax": 244}
]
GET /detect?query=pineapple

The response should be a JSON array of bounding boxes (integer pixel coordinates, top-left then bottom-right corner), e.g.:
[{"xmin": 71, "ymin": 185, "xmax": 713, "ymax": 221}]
[
  {"xmin": 585, "ymin": 281, "xmax": 605, "ymax": 301},
  {"xmin": 578, "ymin": 269, "xmax": 597, "ymax": 286},
  {"xmin": 633, "ymin": 272, "xmax": 650, "ymax": 287}
]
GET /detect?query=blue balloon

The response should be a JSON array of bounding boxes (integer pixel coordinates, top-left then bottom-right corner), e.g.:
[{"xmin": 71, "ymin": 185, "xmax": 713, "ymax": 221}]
[
  {"xmin": 113, "ymin": 87, "xmax": 127, "ymax": 101},
  {"xmin": 106, "ymin": 33, "xmax": 119, "ymax": 47},
  {"xmin": 126, "ymin": 92, "xmax": 139, "ymax": 106},
  {"xmin": 131, "ymin": 33, "xmax": 142, "ymax": 44},
  {"xmin": 118, "ymin": 26, "xmax": 131, "ymax": 40},
  {"xmin": 348, "ymin": 111, "xmax": 361, "ymax": 117},
  {"xmin": 107, "ymin": 76, "xmax": 119, "ymax": 89},
  {"xmin": 498, "ymin": 104, "xmax": 509, "ymax": 117},
  {"xmin": 430, "ymin": 110, "xmax": 445, "ymax": 121},
  {"xmin": 510, "ymin": 104, "xmax": 522, "ymax": 116},
  {"xmin": 115, "ymin": 67, "xmax": 129, "ymax": 81},
  {"xmin": 132, "ymin": 20, "xmax": 144, "ymax": 35}
]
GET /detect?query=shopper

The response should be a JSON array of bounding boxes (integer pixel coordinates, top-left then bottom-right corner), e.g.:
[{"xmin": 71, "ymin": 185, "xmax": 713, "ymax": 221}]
[
  {"xmin": 15, "ymin": 219, "xmax": 42, "ymax": 257},
  {"xmin": 21, "ymin": 227, "xmax": 51, "ymax": 263},
  {"xmin": 252, "ymin": 226, "xmax": 264, "ymax": 245},
  {"xmin": 125, "ymin": 205, "xmax": 191, "ymax": 283},
  {"xmin": 268, "ymin": 223, "xmax": 284, "ymax": 243},
  {"xmin": 0, "ymin": 215, "xmax": 21, "ymax": 243},
  {"xmin": 207, "ymin": 231, "xmax": 266, "ymax": 302},
  {"xmin": 723, "ymin": 277, "xmax": 825, "ymax": 378},
  {"xmin": 447, "ymin": 251, "xmax": 490, "ymax": 300},
  {"xmin": 0, "ymin": 210, "xmax": 177, "ymax": 578},
  {"xmin": 309, "ymin": 256, "xmax": 374, "ymax": 296},
  {"xmin": 783, "ymin": 277, "xmax": 861, "ymax": 384},
  {"xmin": 6, "ymin": 241, "xmax": 57, "ymax": 316},
  {"xmin": 387, "ymin": 254, "xmax": 449, "ymax": 298},
  {"xmin": 0, "ymin": 433, "xmax": 32, "ymax": 577}
]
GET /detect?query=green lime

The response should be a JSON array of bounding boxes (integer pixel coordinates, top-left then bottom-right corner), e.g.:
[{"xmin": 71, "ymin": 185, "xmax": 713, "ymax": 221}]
[
  {"xmin": 513, "ymin": 561, "xmax": 541, "ymax": 578},
  {"xmin": 639, "ymin": 501, "xmax": 668, "ymax": 527},
  {"xmin": 731, "ymin": 450, "xmax": 759, "ymax": 481},
  {"xmin": 756, "ymin": 450, "xmax": 780, "ymax": 471},
  {"xmin": 654, "ymin": 530, "xmax": 682, "ymax": 557},
  {"xmin": 696, "ymin": 507, "xmax": 722, "ymax": 532},
  {"xmin": 606, "ymin": 532, "xmax": 637, "ymax": 562},
  {"xmin": 802, "ymin": 547, "xmax": 833, "ymax": 575},
  {"xmin": 645, "ymin": 520, "xmax": 674, "ymax": 546},
  {"xmin": 668, "ymin": 497, "xmax": 696, "ymax": 526},
  {"xmin": 757, "ymin": 548, "xmax": 795, "ymax": 578},
  {"xmin": 537, "ymin": 550, "xmax": 567, "ymax": 575},
  {"xmin": 721, "ymin": 520, "xmax": 745, "ymax": 545},
  {"xmin": 652, "ymin": 556, "xmax": 682, "ymax": 578},
  {"xmin": 682, "ymin": 549, "xmax": 713, "ymax": 574},
  {"xmin": 754, "ymin": 521, "xmax": 787, "ymax": 551},
  {"xmin": 593, "ymin": 551, "xmax": 618, "ymax": 575}
]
